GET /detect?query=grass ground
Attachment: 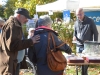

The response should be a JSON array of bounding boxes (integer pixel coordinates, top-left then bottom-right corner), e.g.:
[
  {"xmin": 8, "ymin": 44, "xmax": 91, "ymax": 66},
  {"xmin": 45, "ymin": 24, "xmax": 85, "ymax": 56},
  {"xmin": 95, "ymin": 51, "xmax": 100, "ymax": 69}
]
[
  {"xmin": 66, "ymin": 65, "xmax": 100, "ymax": 75},
  {"xmin": 20, "ymin": 65, "xmax": 100, "ymax": 75}
]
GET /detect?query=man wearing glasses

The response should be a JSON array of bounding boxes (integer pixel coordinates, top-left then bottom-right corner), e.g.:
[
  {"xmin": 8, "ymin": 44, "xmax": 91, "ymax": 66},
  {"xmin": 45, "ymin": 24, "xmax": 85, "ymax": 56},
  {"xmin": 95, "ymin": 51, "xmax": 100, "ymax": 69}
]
[
  {"xmin": 0, "ymin": 8, "xmax": 40, "ymax": 75},
  {"xmin": 73, "ymin": 8, "xmax": 98, "ymax": 75}
]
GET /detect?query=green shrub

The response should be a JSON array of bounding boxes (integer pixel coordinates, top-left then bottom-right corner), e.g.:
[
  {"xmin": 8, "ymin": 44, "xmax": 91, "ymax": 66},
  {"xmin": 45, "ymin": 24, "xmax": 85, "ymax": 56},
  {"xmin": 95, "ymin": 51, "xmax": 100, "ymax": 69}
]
[
  {"xmin": 22, "ymin": 25, "xmax": 28, "ymax": 38},
  {"xmin": 52, "ymin": 21, "xmax": 76, "ymax": 52},
  {"xmin": 22, "ymin": 22, "xmax": 76, "ymax": 52}
]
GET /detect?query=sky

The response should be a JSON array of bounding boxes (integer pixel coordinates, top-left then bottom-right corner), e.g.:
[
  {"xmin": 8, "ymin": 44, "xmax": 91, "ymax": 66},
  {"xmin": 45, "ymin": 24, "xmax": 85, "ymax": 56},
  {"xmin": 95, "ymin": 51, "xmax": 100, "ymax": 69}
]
[{"xmin": 0, "ymin": 0, "xmax": 7, "ymax": 5}]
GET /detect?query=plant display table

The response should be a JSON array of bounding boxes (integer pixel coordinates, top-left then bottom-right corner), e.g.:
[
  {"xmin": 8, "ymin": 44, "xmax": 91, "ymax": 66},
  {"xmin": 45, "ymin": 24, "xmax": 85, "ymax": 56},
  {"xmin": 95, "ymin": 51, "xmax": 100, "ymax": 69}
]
[{"xmin": 65, "ymin": 55, "xmax": 100, "ymax": 75}]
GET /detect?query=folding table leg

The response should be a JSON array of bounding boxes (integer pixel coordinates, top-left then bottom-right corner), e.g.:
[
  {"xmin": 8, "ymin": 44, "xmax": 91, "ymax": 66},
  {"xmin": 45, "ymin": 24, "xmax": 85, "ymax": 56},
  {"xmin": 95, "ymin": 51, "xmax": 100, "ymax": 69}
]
[
  {"xmin": 76, "ymin": 66, "xmax": 78, "ymax": 75},
  {"xmin": 81, "ymin": 65, "xmax": 85, "ymax": 75}
]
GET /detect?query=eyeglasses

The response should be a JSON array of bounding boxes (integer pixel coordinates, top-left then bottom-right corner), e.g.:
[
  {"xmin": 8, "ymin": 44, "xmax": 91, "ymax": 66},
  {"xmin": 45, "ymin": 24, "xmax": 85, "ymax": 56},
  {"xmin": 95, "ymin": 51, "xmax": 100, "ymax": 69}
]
[
  {"xmin": 76, "ymin": 14, "xmax": 83, "ymax": 16},
  {"xmin": 76, "ymin": 12, "xmax": 84, "ymax": 16}
]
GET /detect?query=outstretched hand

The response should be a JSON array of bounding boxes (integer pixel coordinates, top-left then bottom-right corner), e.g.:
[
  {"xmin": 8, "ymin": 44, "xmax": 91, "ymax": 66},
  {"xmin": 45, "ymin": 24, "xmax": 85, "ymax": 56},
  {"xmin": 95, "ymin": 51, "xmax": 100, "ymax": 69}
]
[{"xmin": 31, "ymin": 35, "xmax": 40, "ymax": 44}]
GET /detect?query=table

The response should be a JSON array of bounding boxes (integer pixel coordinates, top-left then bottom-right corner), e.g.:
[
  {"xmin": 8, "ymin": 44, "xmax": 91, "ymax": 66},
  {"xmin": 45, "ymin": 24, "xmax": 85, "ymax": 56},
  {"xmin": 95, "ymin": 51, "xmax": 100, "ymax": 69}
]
[
  {"xmin": 66, "ymin": 57, "xmax": 100, "ymax": 75},
  {"xmin": 67, "ymin": 62, "xmax": 100, "ymax": 75}
]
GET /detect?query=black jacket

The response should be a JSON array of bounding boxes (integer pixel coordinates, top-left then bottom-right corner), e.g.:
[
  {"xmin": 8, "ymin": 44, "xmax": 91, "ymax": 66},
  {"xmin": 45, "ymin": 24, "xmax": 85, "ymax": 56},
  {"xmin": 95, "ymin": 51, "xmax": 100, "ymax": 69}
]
[{"xmin": 73, "ymin": 15, "xmax": 98, "ymax": 45}]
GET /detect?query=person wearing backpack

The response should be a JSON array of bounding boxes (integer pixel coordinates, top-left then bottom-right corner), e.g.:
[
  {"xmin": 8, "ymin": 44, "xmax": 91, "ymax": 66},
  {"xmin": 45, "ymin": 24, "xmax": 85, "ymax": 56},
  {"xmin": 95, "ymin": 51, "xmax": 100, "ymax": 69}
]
[{"xmin": 28, "ymin": 15, "xmax": 72, "ymax": 75}]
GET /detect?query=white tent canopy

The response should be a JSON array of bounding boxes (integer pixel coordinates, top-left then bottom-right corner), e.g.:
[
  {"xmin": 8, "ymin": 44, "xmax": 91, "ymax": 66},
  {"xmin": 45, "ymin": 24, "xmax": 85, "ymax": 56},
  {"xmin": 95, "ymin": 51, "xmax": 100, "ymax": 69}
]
[
  {"xmin": 79, "ymin": 0, "xmax": 100, "ymax": 11},
  {"xmin": 79, "ymin": 0, "xmax": 100, "ymax": 8},
  {"xmin": 36, "ymin": 0, "xmax": 100, "ymax": 12},
  {"xmin": 36, "ymin": 0, "xmax": 80, "ymax": 12},
  {"xmin": 36, "ymin": 0, "xmax": 66, "ymax": 12}
]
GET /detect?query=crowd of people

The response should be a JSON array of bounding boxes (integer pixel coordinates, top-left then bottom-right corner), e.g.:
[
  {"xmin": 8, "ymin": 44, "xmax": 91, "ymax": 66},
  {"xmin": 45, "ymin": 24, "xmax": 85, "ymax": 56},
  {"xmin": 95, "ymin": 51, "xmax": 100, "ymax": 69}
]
[{"xmin": 0, "ymin": 7, "xmax": 98, "ymax": 75}]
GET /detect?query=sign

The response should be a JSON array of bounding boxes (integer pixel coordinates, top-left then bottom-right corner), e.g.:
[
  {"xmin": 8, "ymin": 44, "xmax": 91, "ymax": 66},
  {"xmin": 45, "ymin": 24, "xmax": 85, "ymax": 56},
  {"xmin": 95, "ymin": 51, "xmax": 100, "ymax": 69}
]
[
  {"xmin": 34, "ymin": 14, "xmax": 38, "ymax": 19},
  {"xmin": 85, "ymin": 11, "xmax": 100, "ymax": 42},
  {"xmin": 63, "ymin": 10, "xmax": 70, "ymax": 23},
  {"xmin": 85, "ymin": 11, "xmax": 100, "ymax": 26},
  {"xmin": 48, "ymin": 10, "xmax": 53, "ymax": 15},
  {"xmin": 26, "ymin": 19, "xmax": 35, "ymax": 31}
]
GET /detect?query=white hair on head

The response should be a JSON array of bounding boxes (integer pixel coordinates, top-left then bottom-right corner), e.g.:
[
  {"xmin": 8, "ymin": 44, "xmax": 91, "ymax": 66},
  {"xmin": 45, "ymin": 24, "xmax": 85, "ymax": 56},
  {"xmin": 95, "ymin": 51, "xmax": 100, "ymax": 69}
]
[
  {"xmin": 14, "ymin": 9, "xmax": 19, "ymax": 17},
  {"xmin": 38, "ymin": 15, "xmax": 53, "ymax": 26}
]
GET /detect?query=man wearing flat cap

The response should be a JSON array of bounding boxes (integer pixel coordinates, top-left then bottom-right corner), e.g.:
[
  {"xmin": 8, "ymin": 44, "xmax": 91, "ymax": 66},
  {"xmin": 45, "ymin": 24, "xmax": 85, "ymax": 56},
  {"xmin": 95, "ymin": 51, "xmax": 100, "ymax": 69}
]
[{"xmin": 0, "ymin": 8, "xmax": 40, "ymax": 75}]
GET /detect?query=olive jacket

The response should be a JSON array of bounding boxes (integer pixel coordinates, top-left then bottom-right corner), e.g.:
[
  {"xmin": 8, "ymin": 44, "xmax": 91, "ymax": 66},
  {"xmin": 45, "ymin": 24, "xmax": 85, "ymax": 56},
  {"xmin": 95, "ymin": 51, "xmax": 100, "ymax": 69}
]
[{"xmin": 0, "ymin": 16, "xmax": 33, "ymax": 75}]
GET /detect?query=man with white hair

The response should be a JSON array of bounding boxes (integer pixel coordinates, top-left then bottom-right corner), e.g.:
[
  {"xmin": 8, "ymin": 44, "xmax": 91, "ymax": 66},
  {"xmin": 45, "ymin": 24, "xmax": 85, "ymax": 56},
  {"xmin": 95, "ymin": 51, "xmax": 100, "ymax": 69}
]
[
  {"xmin": 28, "ymin": 15, "xmax": 72, "ymax": 75},
  {"xmin": 0, "ymin": 8, "xmax": 40, "ymax": 75},
  {"xmin": 73, "ymin": 8, "xmax": 98, "ymax": 75}
]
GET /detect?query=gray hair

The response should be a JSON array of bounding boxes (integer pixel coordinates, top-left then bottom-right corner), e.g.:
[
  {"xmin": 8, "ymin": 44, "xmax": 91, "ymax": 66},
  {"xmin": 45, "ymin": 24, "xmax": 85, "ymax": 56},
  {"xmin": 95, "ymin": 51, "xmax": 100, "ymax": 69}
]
[
  {"xmin": 14, "ymin": 9, "xmax": 19, "ymax": 17},
  {"xmin": 38, "ymin": 15, "xmax": 53, "ymax": 26}
]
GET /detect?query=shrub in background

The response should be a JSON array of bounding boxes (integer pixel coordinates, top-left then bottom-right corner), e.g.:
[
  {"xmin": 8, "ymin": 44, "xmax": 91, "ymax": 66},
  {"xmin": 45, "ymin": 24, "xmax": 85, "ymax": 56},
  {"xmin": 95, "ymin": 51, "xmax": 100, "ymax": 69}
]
[
  {"xmin": 52, "ymin": 21, "xmax": 76, "ymax": 52},
  {"xmin": 22, "ymin": 21, "xmax": 76, "ymax": 53}
]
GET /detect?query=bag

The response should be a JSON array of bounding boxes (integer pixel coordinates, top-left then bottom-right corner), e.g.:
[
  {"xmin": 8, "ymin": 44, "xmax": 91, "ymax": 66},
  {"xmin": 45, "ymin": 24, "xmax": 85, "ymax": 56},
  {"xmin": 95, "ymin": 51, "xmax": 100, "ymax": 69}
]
[{"xmin": 47, "ymin": 32, "xmax": 67, "ymax": 71}]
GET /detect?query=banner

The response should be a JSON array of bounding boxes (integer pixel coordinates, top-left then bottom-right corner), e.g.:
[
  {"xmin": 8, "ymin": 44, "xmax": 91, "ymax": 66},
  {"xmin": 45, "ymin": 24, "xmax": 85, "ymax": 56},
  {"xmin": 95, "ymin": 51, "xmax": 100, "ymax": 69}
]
[
  {"xmin": 63, "ymin": 10, "xmax": 70, "ymax": 22},
  {"xmin": 85, "ymin": 11, "xmax": 100, "ymax": 26},
  {"xmin": 85, "ymin": 11, "xmax": 100, "ymax": 42},
  {"xmin": 26, "ymin": 19, "xmax": 35, "ymax": 31}
]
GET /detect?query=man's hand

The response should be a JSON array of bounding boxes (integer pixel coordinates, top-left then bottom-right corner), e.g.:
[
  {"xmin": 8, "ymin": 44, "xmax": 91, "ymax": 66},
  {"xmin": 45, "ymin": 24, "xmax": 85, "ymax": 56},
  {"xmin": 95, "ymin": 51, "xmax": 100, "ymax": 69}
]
[{"xmin": 31, "ymin": 35, "xmax": 40, "ymax": 44}]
